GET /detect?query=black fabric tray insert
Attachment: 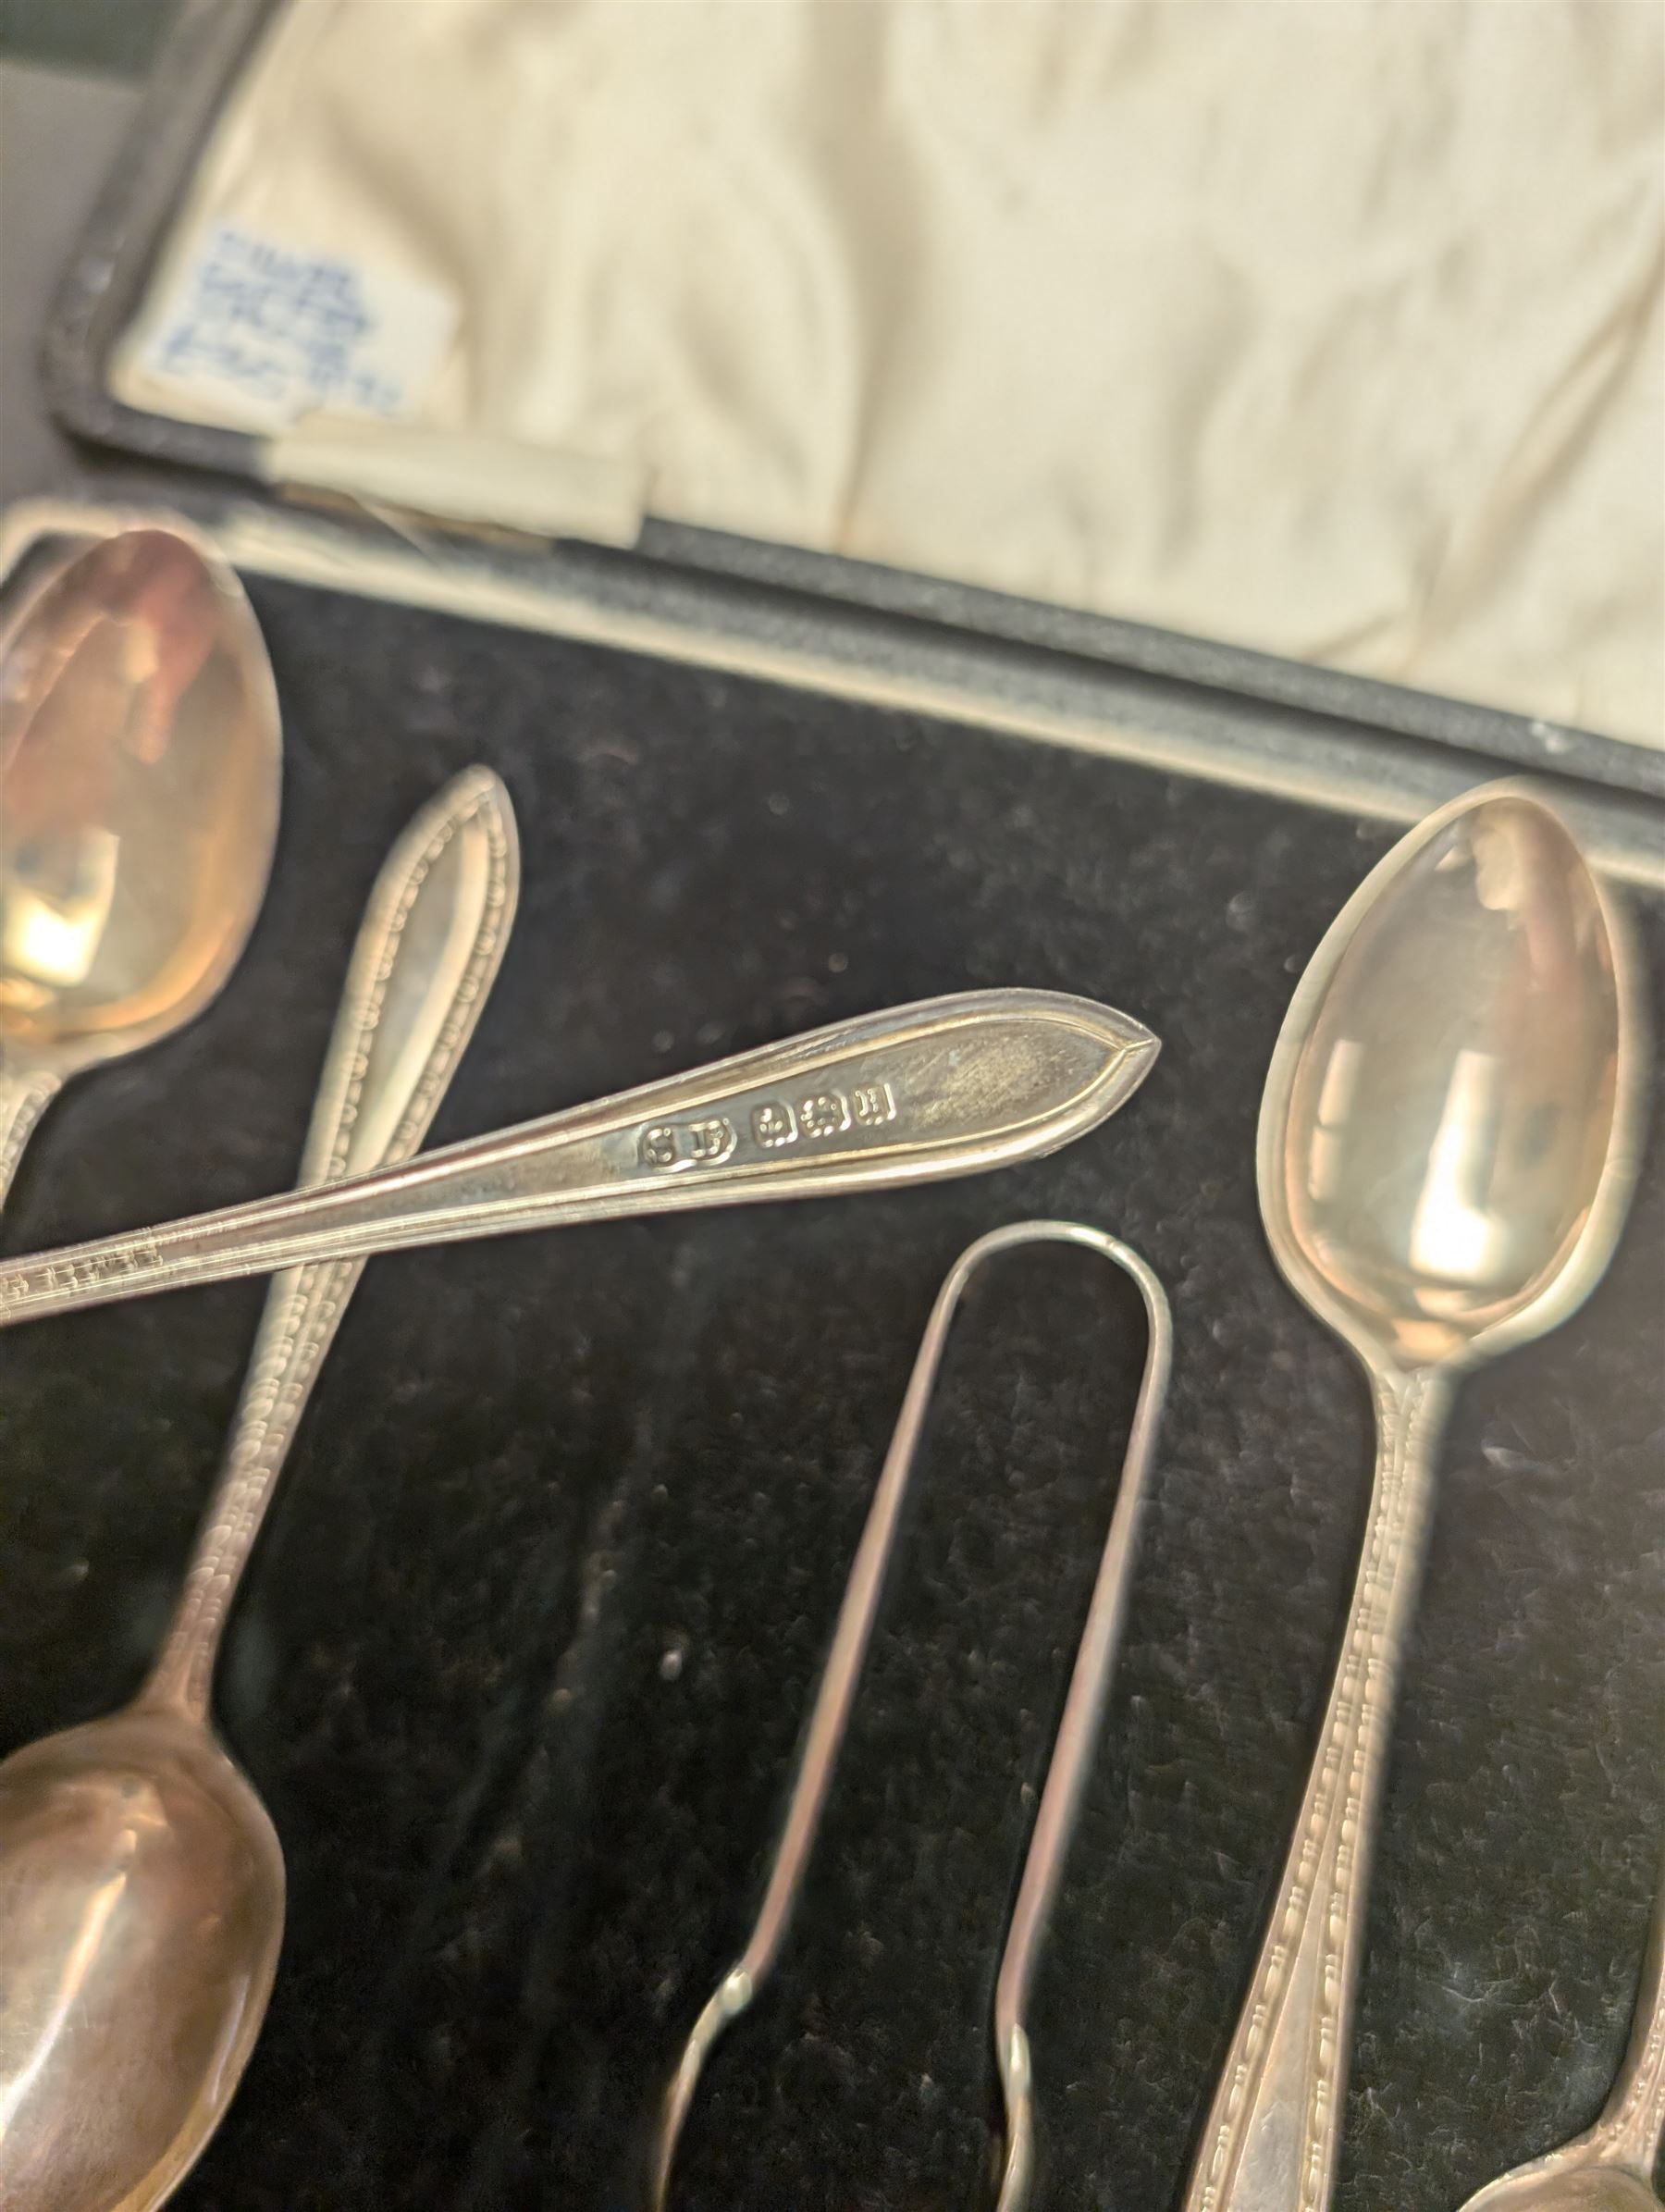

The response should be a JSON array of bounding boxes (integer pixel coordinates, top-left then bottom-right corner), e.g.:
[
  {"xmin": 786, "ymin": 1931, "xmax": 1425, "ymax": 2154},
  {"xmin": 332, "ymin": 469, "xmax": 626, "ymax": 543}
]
[{"xmin": 1, "ymin": 570, "xmax": 1659, "ymax": 2212}]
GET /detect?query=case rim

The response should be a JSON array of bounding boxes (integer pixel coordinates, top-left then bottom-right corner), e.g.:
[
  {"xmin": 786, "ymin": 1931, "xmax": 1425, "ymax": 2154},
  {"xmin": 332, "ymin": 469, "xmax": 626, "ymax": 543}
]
[
  {"xmin": 6, "ymin": 489, "xmax": 1661, "ymax": 897},
  {"xmin": 33, "ymin": 0, "xmax": 1665, "ymax": 847}
]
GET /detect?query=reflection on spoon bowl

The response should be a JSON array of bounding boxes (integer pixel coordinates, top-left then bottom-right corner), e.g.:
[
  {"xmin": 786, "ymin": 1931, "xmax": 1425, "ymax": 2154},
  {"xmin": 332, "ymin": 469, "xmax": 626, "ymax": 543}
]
[
  {"xmin": 0, "ymin": 521, "xmax": 280, "ymax": 1199},
  {"xmin": 1462, "ymin": 2170, "xmax": 1659, "ymax": 2212},
  {"xmin": 0, "ymin": 1711, "xmax": 282, "ymax": 2212},
  {"xmin": 1270, "ymin": 789, "xmax": 1638, "ymax": 1373}
]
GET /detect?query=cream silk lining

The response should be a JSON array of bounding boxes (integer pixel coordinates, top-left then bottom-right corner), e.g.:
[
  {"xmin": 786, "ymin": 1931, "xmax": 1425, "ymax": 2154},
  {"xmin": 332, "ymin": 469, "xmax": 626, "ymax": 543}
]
[{"xmin": 113, "ymin": 0, "xmax": 1664, "ymax": 747}]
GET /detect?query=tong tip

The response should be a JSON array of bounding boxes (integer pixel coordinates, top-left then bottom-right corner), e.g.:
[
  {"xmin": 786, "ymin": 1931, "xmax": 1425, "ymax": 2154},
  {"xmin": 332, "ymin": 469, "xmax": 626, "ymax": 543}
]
[
  {"xmin": 649, "ymin": 1965, "xmax": 755, "ymax": 2211},
  {"xmin": 994, "ymin": 2019, "xmax": 1036, "ymax": 2212}
]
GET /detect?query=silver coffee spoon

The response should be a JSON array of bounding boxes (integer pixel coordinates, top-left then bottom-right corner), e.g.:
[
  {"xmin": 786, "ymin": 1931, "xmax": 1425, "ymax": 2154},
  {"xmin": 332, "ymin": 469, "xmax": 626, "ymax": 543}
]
[
  {"xmin": 0, "ymin": 522, "xmax": 280, "ymax": 1206},
  {"xmin": 0, "ymin": 987, "xmax": 1159, "ymax": 1326},
  {"xmin": 0, "ymin": 767, "xmax": 518, "ymax": 2212},
  {"xmin": 1185, "ymin": 782, "xmax": 1646, "ymax": 2212},
  {"xmin": 1456, "ymin": 1861, "xmax": 1664, "ymax": 2212}
]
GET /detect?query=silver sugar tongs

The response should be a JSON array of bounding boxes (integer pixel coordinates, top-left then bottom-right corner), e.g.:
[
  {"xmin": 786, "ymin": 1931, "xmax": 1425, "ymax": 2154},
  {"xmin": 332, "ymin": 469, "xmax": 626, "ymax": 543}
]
[{"xmin": 649, "ymin": 1217, "xmax": 1173, "ymax": 2211}]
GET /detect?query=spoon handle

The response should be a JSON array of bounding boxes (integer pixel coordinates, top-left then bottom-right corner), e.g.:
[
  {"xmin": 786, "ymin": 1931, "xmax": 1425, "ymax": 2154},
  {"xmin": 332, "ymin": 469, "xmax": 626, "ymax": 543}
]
[
  {"xmin": 0, "ymin": 991, "xmax": 1156, "ymax": 1327},
  {"xmin": 0, "ymin": 1066, "xmax": 60, "ymax": 1211},
  {"xmin": 1184, "ymin": 1365, "xmax": 1451, "ymax": 2212},
  {"xmin": 139, "ymin": 768, "xmax": 518, "ymax": 1720},
  {"xmin": 1585, "ymin": 1853, "xmax": 1665, "ymax": 2177}
]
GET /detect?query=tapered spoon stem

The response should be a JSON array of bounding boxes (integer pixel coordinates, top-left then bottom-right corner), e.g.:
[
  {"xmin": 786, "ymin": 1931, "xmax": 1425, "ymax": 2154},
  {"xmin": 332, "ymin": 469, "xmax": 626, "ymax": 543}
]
[
  {"xmin": 1185, "ymin": 1364, "xmax": 1451, "ymax": 2212},
  {"xmin": 0, "ymin": 992, "xmax": 1157, "ymax": 1328},
  {"xmin": 0, "ymin": 1066, "xmax": 58, "ymax": 1212},
  {"xmin": 140, "ymin": 766, "xmax": 517, "ymax": 1720},
  {"xmin": 141, "ymin": 1260, "xmax": 344, "ymax": 1721},
  {"xmin": 1589, "ymin": 1861, "xmax": 1665, "ymax": 2179}
]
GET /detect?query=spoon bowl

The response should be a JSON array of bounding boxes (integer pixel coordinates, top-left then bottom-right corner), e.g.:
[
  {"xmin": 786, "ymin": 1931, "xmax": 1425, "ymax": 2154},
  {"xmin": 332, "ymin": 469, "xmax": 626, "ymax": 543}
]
[
  {"xmin": 0, "ymin": 521, "xmax": 279, "ymax": 1197},
  {"xmin": 1464, "ymin": 2176, "xmax": 1659, "ymax": 2212},
  {"xmin": 0, "ymin": 1711, "xmax": 282, "ymax": 2212},
  {"xmin": 1261, "ymin": 787, "xmax": 1637, "ymax": 1371}
]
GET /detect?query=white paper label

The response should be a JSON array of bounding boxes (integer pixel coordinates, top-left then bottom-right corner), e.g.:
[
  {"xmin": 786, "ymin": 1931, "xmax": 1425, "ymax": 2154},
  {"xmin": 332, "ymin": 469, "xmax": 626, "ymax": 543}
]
[{"xmin": 133, "ymin": 222, "xmax": 456, "ymax": 435}]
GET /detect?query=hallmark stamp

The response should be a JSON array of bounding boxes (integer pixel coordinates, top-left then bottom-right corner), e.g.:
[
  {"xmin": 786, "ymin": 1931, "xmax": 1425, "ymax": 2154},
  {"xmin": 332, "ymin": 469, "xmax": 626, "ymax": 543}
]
[
  {"xmin": 798, "ymin": 1091, "xmax": 850, "ymax": 1139},
  {"xmin": 851, "ymin": 1081, "xmax": 896, "ymax": 1128},
  {"xmin": 638, "ymin": 1116, "xmax": 738, "ymax": 1171},
  {"xmin": 687, "ymin": 1117, "xmax": 737, "ymax": 1164},
  {"xmin": 642, "ymin": 1084, "xmax": 898, "ymax": 1169},
  {"xmin": 751, "ymin": 1101, "xmax": 797, "ymax": 1148},
  {"xmin": 639, "ymin": 1125, "xmax": 682, "ymax": 1170},
  {"xmin": 749, "ymin": 1081, "xmax": 897, "ymax": 1151}
]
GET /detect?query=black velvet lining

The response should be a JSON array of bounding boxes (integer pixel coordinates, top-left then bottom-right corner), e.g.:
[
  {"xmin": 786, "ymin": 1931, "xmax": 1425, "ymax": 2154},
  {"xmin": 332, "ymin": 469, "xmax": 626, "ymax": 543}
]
[{"xmin": 1, "ymin": 569, "xmax": 1659, "ymax": 2210}]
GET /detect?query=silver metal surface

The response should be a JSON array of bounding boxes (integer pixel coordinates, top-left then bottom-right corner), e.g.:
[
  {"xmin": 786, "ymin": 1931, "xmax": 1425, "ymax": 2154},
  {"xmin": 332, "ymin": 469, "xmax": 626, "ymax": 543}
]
[
  {"xmin": 650, "ymin": 1219, "xmax": 1172, "ymax": 2212},
  {"xmin": 0, "ymin": 989, "xmax": 1159, "ymax": 1325},
  {"xmin": 0, "ymin": 517, "xmax": 280, "ymax": 1208},
  {"xmin": 1184, "ymin": 782, "xmax": 1647, "ymax": 2212},
  {"xmin": 1455, "ymin": 1860, "xmax": 1665, "ymax": 2211},
  {"xmin": 0, "ymin": 768, "xmax": 517, "ymax": 2212}
]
